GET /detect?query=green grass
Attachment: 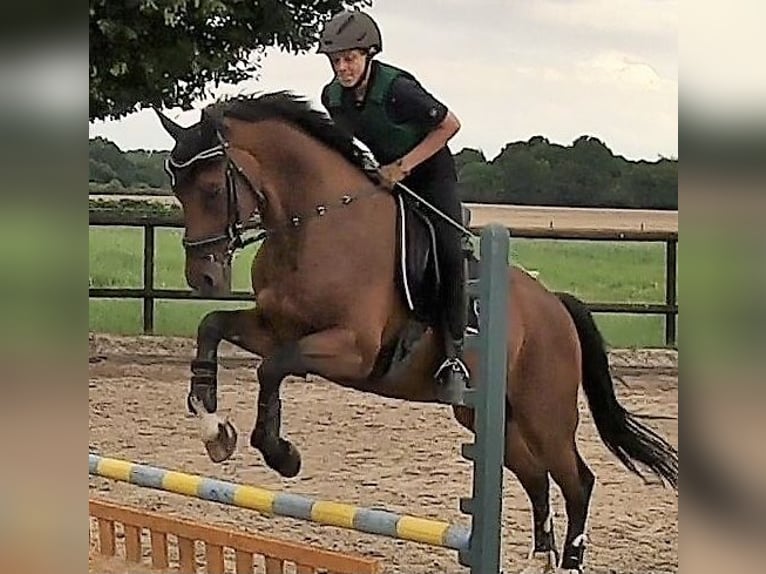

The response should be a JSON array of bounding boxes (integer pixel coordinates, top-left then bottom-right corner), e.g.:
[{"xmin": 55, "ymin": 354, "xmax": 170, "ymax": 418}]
[
  {"xmin": 89, "ymin": 228, "xmax": 675, "ymax": 348},
  {"xmin": 89, "ymin": 227, "xmax": 257, "ymax": 337},
  {"xmin": 510, "ymin": 239, "xmax": 669, "ymax": 348},
  {"xmin": 511, "ymin": 239, "xmax": 667, "ymax": 303}
]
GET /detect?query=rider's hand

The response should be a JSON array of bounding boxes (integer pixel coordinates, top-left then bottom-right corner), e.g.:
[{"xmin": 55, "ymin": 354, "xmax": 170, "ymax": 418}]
[{"xmin": 378, "ymin": 159, "xmax": 410, "ymax": 190}]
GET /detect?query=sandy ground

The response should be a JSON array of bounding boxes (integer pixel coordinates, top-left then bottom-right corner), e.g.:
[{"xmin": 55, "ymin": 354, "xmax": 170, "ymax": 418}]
[
  {"xmin": 464, "ymin": 204, "xmax": 677, "ymax": 233},
  {"xmin": 89, "ymin": 334, "xmax": 678, "ymax": 574},
  {"xmin": 89, "ymin": 551, "xmax": 174, "ymax": 574}
]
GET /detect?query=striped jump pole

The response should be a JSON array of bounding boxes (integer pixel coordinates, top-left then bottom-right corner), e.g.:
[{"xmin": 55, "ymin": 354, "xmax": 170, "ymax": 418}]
[{"xmin": 89, "ymin": 453, "xmax": 472, "ymax": 553}]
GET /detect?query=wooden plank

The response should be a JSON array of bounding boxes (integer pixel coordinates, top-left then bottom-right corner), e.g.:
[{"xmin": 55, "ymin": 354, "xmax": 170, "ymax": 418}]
[
  {"xmin": 177, "ymin": 536, "xmax": 196, "ymax": 574},
  {"xmin": 124, "ymin": 524, "xmax": 142, "ymax": 563},
  {"xmin": 92, "ymin": 500, "xmax": 216, "ymax": 542},
  {"xmin": 150, "ymin": 530, "xmax": 169, "ymax": 569},
  {"xmin": 205, "ymin": 542, "xmax": 225, "ymax": 574},
  {"xmin": 264, "ymin": 556, "xmax": 284, "ymax": 574},
  {"xmin": 89, "ymin": 499, "xmax": 379, "ymax": 574},
  {"xmin": 96, "ymin": 517, "xmax": 115, "ymax": 556},
  {"xmin": 234, "ymin": 550, "xmax": 254, "ymax": 574}
]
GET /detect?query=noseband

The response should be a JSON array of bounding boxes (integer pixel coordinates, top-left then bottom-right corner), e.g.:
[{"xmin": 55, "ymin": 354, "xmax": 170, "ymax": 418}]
[{"xmin": 165, "ymin": 141, "xmax": 267, "ymax": 263}]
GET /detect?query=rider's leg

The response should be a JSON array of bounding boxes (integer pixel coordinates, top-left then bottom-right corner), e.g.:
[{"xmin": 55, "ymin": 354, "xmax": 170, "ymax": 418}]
[
  {"xmin": 435, "ymin": 213, "xmax": 467, "ymax": 349},
  {"xmin": 416, "ymin": 175, "xmax": 468, "ymax": 380}
]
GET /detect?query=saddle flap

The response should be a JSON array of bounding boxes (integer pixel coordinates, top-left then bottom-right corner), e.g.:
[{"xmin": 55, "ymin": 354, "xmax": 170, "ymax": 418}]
[{"xmin": 395, "ymin": 194, "xmax": 440, "ymax": 324}]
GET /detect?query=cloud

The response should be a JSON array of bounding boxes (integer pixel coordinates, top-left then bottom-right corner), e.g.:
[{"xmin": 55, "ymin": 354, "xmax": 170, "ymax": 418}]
[
  {"xmin": 526, "ymin": 0, "xmax": 677, "ymax": 37},
  {"xmin": 576, "ymin": 51, "xmax": 665, "ymax": 91}
]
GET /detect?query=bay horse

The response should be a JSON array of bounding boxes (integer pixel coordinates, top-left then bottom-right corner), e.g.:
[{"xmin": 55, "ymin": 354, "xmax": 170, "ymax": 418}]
[{"xmin": 155, "ymin": 92, "xmax": 677, "ymax": 574}]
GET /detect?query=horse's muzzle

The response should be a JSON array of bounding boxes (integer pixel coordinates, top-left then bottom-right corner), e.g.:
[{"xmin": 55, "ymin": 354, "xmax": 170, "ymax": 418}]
[{"xmin": 186, "ymin": 255, "xmax": 232, "ymax": 297}]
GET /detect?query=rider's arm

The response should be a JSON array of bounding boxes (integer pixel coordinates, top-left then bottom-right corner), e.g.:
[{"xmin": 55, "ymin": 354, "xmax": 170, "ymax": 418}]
[
  {"xmin": 387, "ymin": 76, "xmax": 461, "ymax": 174},
  {"xmin": 399, "ymin": 111, "xmax": 460, "ymax": 174}
]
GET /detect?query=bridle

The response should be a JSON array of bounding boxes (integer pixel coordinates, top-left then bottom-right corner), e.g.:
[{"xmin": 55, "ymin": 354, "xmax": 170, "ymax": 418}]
[{"xmin": 164, "ymin": 138, "xmax": 267, "ymax": 263}]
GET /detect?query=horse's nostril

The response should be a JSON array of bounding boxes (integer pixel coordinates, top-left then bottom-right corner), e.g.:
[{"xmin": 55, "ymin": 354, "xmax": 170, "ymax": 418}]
[{"xmin": 202, "ymin": 274, "xmax": 215, "ymax": 288}]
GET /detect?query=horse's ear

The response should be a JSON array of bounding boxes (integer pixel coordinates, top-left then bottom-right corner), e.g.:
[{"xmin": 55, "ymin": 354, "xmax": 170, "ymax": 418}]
[
  {"xmin": 153, "ymin": 107, "xmax": 185, "ymax": 141},
  {"xmin": 200, "ymin": 109, "xmax": 220, "ymax": 144},
  {"xmin": 200, "ymin": 106, "xmax": 227, "ymax": 145}
]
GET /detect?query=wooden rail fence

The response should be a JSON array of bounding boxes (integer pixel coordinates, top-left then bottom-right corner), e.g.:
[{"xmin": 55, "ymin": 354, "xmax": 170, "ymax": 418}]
[
  {"xmin": 89, "ymin": 499, "xmax": 380, "ymax": 574},
  {"xmin": 88, "ymin": 211, "xmax": 678, "ymax": 346}
]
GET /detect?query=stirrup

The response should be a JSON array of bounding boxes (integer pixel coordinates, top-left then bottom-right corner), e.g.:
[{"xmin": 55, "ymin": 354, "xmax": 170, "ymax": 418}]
[{"xmin": 434, "ymin": 356, "xmax": 470, "ymax": 383}]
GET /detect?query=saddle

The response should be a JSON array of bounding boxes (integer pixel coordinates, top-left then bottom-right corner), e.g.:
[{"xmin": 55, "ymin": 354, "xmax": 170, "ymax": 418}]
[
  {"xmin": 393, "ymin": 194, "xmax": 480, "ymax": 333},
  {"xmin": 368, "ymin": 192, "xmax": 479, "ymax": 380}
]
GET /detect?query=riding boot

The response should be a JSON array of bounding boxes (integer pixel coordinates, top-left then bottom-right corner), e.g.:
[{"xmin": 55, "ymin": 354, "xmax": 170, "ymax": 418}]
[{"xmin": 434, "ymin": 247, "xmax": 470, "ymax": 403}]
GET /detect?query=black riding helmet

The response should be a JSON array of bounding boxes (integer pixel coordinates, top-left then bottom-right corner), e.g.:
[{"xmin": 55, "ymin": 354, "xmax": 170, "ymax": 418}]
[{"xmin": 318, "ymin": 10, "xmax": 382, "ymax": 90}]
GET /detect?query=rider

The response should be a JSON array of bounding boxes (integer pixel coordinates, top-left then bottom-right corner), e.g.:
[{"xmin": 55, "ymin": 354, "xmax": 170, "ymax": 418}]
[{"xmin": 317, "ymin": 9, "xmax": 469, "ymax": 386}]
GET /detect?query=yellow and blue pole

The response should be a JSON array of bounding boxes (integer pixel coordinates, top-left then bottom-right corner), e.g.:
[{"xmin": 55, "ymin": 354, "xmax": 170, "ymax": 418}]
[{"xmin": 89, "ymin": 453, "xmax": 471, "ymax": 552}]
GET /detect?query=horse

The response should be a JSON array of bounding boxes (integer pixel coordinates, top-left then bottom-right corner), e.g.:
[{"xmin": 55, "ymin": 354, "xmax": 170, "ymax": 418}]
[{"xmin": 154, "ymin": 91, "xmax": 678, "ymax": 574}]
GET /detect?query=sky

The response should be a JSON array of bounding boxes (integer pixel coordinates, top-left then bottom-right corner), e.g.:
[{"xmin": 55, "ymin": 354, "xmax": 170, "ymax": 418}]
[{"xmin": 88, "ymin": 0, "xmax": 679, "ymax": 162}]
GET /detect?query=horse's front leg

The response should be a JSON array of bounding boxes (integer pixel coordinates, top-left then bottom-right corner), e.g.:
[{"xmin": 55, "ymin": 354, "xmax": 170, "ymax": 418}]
[
  {"xmin": 188, "ymin": 308, "xmax": 277, "ymax": 463},
  {"xmin": 251, "ymin": 327, "xmax": 380, "ymax": 477}
]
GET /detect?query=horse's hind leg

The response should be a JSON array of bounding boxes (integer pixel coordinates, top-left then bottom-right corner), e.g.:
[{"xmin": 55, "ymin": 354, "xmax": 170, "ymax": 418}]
[
  {"xmin": 251, "ymin": 326, "xmax": 381, "ymax": 478},
  {"xmin": 505, "ymin": 421, "xmax": 558, "ymax": 574},
  {"xmin": 545, "ymin": 444, "xmax": 595, "ymax": 573},
  {"xmin": 188, "ymin": 308, "xmax": 277, "ymax": 463}
]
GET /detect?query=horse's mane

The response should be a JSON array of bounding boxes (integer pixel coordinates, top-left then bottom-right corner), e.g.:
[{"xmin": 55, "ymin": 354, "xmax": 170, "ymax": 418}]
[{"xmin": 206, "ymin": 91, "xmax": 368, "ymax": 172}]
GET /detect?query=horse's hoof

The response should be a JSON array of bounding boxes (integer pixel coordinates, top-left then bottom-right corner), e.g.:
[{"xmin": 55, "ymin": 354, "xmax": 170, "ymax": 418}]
[
  {"xmin": 263, "ymin": 440, "xmax": 301, "ymax": 478},
  {"xmin": 275, "ymin": 440, "xmax": 302, "ymax": 477},
  {"xmin": 251, "ymin": 429, "xmax": 301, "ymax": 477},
  {"xmin": 203, "ymin": 419, "xmax": 238, "ymax": 463}
]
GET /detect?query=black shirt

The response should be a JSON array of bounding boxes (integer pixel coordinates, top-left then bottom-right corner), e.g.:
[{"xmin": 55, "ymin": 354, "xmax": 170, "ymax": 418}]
[{"xmin": 321, "ymin": 61, "xmax": 457, "ymax": 188}]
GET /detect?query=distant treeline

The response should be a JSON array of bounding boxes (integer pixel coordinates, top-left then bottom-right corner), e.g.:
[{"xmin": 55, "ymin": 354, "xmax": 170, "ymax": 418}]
[
  {"xmin": 89, "ymin": 134, "xmax": 677, "ymax": 209},
  {"xmin": 454, "ymin": 136, "xmax": 676, "ymax": 209},
  {"xmin": 89, "ymin": 137, "xmax": 171, "ymax": 194}
]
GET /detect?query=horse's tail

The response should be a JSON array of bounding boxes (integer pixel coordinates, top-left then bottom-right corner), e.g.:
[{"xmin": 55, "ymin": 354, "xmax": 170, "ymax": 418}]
[{"xmin": 556, "ymin": 291, "xmax": 678, "ymax": 490}]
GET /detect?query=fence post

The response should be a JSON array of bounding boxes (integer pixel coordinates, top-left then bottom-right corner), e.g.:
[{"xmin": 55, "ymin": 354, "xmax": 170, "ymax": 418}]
[
  {"xmin": 665, "ymin": 238, "xmax": 677, "ymax": 347},
  {"xmin": 459, "ymin": 223, "xmax": 508, "ymax": 574},
  {"xmin": 143, "ymin": 223, "xmax": 155, "ymax": 334}
]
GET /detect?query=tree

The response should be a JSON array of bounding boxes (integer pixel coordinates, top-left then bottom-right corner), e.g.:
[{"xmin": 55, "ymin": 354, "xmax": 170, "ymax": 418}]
[
  {"xmin": 566, "ymin": 135, "xmax": 620, "ymax": 206},
  {"xmin": 458, "ymin": 162, "xmax": 503, "ymax": 203},
  {"xmin": 495, "ymin": 149, "xmax": 552, "ymax": 205},
  {"xmin": 129, "ymin": 150, "xmax": 172, "ymax": 188},
  {"xmin": 90, "ymin": 0, "xmax": 372, "ymax": 121},
  {"xmin": 621, "ymin": 159, "xmax": 677, "ymax": 209},
  {"xmin": 89, "ymin": 137, "xmax": 135, "ymax": 186},
  {"xmin": 89, "ymin": 159, "xmax": 119, "ymax": 185},
  {"xmin": 453, "ymin": 147, "xmax": 487, "ymax": 176}
]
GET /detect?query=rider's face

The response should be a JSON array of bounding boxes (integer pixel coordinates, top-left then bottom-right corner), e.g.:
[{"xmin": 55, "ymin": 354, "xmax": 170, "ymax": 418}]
[{"xmin": 329, "ymin": 49, "xmax": 368, "ymax": 88}]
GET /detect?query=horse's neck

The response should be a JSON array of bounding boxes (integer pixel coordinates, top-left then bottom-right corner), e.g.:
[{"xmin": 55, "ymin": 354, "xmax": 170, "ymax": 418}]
[{"xmin": 247, "ymin": 120, "xmax": 372, "ymax": 228}]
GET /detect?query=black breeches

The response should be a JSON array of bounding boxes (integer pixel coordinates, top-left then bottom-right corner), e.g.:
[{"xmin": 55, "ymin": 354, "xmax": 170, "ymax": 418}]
[{"xmin": 409, "ymin": 176, "xmax": 466, "ymax": 340}]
